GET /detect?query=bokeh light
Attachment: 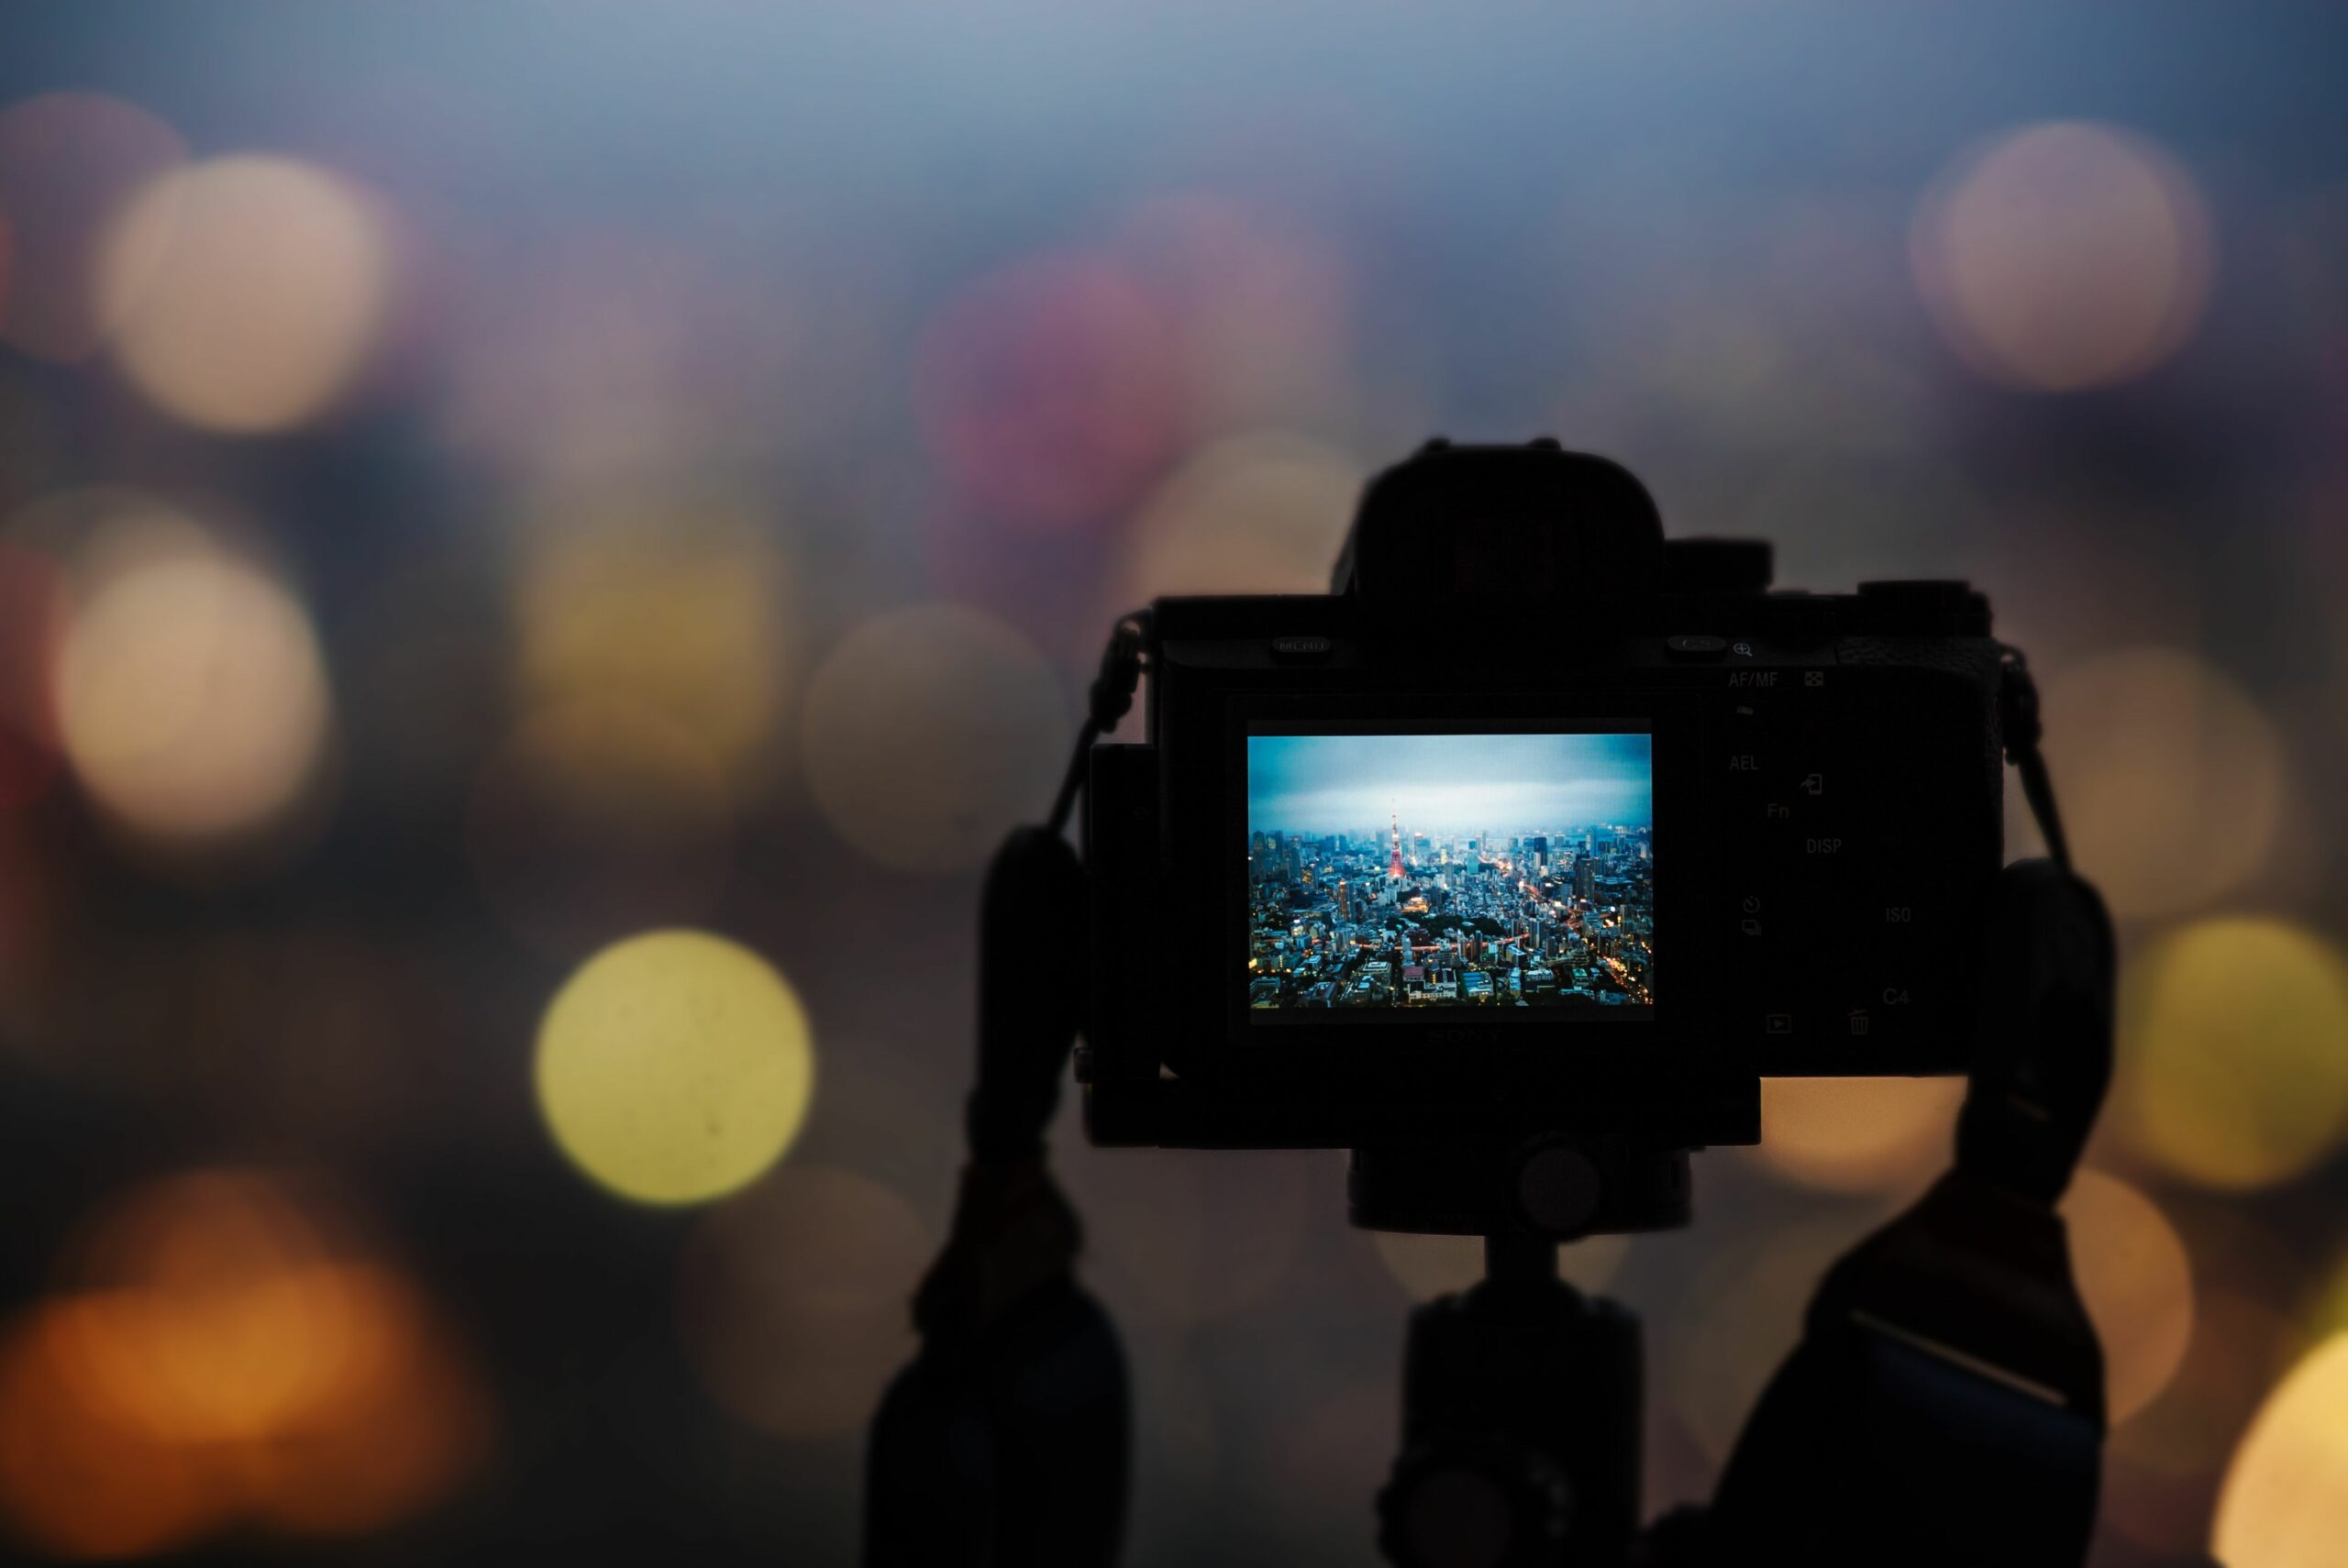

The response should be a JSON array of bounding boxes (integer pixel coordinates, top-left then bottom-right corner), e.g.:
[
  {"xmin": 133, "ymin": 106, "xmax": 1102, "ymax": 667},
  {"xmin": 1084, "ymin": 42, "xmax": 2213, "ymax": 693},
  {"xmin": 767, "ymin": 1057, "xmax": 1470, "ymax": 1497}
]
[
  {"xmin": 2115, "ymin": 917, "xmax": 2348, "ymax": 1189},
  {"xmin": 1912, "ymin": 121, "xmax": 2213, "ymax": 392},
  {"xmin": 1111, "ymin": 433, "xmax": 1366, "ymax": 610},
  {"xmin": 2062, "ymin": 1168, "xmax": 2194, "ymax": 1422},
  {"xmin": 800, "ymin": 604, "xmax": 1067, "ymax": 874},
  {"xmin": 0, "ymin": 92, "xmax": 188, "ymax": 362},
  {"xmin": 675, "ymin": 1162, "xmax": 927, "ymax": 1439},
  {"xmin": 470, "ymin": 699, "xmax": 734, "ymax": 957},
  {"xmin": 513, "ymin": 500, "xmax": 792, "ymax": 781},
  {"xmin": 236, "ymin": 1264, "xmax": 490, "ymax": 1540},
  {"xmin": 56, "ymin": 1173, "xmax": 371, "ymax": 1444},
  {"xmin": 916, "ymin": 250, "xmax": 1185, "ymax": 533},
  {"xmin": 0, "ymin": 1171, "xmax": 487, "ymax": 1557},
  {"xmin": 2214, "ymin": 1332, "xmax": 2348, "ymax": 1568},
  {"xmin": 2107, "ymin": 1288, "xmax": 2297, "ymax": 1554},
  {"xmin": 52, "ymin": 511, "xmax": 332, "ymax": 846},
  {"xmin": 98, "ymin": 154, "xmax": 392, "ymax": 432},
  {"xmin": 1368, "ymin": 1229, "xmax": 1627, "ymax": 1303},
  {"xmin": 2036, "ymin": 646, "xmax": 2288, "ymax": 920},
  {"xmin": 1744, "ymin": 1076, "xmax": 1966, "ymax": 1193},
  {"xmin": 0, "ymin": 1311, "xmax": 218, "ymax": 1560},
  {"xmin": 536, "ymin": 930, "xmax": 814, "ymax": 1205}
]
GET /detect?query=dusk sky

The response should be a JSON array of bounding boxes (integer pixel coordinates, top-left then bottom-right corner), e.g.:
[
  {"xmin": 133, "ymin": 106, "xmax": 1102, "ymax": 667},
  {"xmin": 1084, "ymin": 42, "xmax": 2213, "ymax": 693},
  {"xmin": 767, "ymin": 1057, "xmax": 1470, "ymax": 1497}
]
[{"xmin": 1247, "ymin": 732, "xmax": 1652, "ymax": 837}]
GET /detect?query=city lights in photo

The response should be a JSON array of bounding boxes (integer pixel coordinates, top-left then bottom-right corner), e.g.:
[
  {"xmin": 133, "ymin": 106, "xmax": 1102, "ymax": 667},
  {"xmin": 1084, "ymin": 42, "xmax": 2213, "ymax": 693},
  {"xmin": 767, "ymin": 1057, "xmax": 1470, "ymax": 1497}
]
[{"xmin": 1246, "ymin": 731, "xmax": 1654, "ymax": 1013}]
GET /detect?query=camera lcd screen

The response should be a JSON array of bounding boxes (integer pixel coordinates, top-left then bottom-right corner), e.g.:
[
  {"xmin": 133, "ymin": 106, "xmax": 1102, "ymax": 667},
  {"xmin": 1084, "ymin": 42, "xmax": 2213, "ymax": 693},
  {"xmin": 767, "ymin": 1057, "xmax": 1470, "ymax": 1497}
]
[{"xmin": 1245, "ymin": 730, "xmax": 1654, "ymax": 1016}]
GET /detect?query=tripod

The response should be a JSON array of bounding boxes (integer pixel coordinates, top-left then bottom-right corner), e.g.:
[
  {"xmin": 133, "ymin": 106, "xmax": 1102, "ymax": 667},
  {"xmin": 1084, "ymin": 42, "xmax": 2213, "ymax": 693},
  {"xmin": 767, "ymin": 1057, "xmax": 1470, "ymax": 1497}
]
[
  {"xmin": 1358, "ymin": 1142, "xmax": 1675, "ymax": 1568},
  {"xmin": 867, "ymin": 848, "xmax": 2113, "ymax": 1568}
]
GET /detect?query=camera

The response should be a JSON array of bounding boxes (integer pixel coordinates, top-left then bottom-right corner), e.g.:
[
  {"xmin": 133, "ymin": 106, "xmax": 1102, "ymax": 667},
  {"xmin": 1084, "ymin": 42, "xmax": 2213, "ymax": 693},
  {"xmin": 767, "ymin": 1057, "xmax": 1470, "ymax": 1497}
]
[{"xmin": 1081, "ymin": 440, "xmax": 2008, "ymax": 1157}]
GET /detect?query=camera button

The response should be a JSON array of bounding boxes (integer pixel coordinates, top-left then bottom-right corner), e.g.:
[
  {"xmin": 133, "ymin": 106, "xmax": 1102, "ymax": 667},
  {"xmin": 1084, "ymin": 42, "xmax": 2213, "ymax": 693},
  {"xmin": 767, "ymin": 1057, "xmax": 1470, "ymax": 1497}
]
[{"xmin": 1666, "ymin": 635, "xmax": 1728, "ymax": 660}]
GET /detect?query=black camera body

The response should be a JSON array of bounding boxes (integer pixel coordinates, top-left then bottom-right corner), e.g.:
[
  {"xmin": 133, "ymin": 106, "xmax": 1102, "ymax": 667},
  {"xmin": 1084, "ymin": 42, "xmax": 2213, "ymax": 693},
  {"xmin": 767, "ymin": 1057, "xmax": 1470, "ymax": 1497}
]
[{"xmin": 1082, "ymin": 442, "xmax": 2006, "ymax": 1154}]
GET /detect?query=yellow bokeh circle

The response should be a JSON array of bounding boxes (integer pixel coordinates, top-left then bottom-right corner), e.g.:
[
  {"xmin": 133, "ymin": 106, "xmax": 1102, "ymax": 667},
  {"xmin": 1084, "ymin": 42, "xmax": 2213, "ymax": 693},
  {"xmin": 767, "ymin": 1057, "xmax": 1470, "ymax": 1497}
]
[
  {"xmin": 2215, "ymin": 1333, "xmax": 2348, "ymax": 1568},
  {"xmin": 535, "ymin": 931, "xmax": 814, "ymax": 1205},
  {"xmin": 2116, "ymin": 918, "xmax": 2348, "ymax": 1190},
  {"xmin": 1744, "ymin": 1076, "xmax": 1966, "ymax": 1194},
  {"xmin": 2037, "ymin": 647, "xmax": 2287, "ymax": 921},
  {"xmin": 514, "ymin": 499, "xmax": 792, "ymax": 780}
]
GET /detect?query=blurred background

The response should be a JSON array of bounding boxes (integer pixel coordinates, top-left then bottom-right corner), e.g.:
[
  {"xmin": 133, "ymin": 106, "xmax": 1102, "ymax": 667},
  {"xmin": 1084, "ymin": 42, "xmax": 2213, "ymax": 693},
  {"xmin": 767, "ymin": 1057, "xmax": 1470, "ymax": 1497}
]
[{"xmin": 0, "ymin": 3, "xmax": 2343, "ymax": 1563}]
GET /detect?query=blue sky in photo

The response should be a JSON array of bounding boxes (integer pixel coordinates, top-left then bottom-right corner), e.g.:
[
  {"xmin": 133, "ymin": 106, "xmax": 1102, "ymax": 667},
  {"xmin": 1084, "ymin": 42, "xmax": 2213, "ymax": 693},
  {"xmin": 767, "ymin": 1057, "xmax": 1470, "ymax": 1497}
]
[{"xmin": 1247, "ymin": 732, "xmax": 1652, "ymax": 837}]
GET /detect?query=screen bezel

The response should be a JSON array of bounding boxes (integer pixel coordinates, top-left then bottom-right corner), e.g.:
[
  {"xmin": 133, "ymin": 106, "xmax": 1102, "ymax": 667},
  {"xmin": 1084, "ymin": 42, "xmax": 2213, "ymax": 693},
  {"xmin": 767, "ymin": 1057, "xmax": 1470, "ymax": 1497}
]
[{"xmin": 1210, "ymin": 689, "xmax": 1711, "ymax": 1075}]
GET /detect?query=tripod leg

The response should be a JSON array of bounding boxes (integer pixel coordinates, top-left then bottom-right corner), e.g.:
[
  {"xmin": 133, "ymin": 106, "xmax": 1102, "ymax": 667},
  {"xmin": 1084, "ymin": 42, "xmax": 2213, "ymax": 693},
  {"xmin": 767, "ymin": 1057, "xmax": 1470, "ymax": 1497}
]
[
  {"xmin": 863, "ymin": 829, "xmax": 1132, "ymax": 1567},
  {"xmin": 867, "ymin": 1275, "xmax": 1127, "ymax": 1567},
  {"xmin": 1379, "ymin": 1240, "xmax": 1643, "ymax": 1568}
]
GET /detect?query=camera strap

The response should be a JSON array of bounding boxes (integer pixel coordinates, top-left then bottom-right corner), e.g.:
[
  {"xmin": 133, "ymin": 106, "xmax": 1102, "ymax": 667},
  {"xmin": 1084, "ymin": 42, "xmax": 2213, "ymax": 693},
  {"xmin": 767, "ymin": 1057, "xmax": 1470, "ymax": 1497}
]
[{"xmin": 1692, "ymin": 649, "xmax": 2116, "ymax": 1567}]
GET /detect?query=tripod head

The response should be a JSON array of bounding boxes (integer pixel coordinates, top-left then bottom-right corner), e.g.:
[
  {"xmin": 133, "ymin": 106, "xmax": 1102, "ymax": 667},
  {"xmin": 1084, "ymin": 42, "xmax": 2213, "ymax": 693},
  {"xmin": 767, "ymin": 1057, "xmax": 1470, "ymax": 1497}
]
[{"xmin": 1350, "ymin": 1137, "xmax": 1689, "ymax": 1240}]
